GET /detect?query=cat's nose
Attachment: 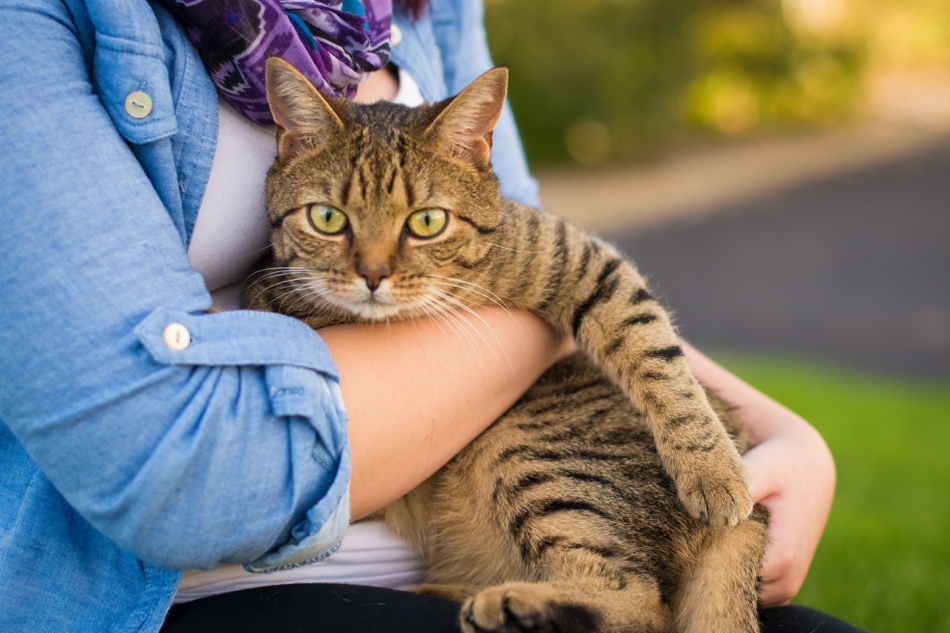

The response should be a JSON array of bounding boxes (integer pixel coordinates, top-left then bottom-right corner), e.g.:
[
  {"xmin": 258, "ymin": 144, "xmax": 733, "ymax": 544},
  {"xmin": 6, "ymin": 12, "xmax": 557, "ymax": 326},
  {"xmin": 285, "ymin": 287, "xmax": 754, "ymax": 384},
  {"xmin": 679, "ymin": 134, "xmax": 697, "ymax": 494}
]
[{"xmin": 358, "ymin": 264, "xmax": 392, "ymax": 292}]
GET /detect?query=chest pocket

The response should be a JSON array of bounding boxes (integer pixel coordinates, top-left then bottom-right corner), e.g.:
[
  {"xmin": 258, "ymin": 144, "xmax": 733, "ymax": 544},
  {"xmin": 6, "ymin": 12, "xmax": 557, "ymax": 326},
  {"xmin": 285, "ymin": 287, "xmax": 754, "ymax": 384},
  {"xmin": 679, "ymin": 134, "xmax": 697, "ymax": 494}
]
[{"xmin": 93, "ymin": 31, "xmax": 178, "ymax": 145}]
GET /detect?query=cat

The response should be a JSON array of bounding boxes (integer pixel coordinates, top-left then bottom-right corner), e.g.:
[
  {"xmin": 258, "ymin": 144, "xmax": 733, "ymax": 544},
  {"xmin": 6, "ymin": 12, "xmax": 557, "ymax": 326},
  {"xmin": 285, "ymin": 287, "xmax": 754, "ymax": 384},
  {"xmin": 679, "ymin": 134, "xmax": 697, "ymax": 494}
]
[{"xmin": 245, "ymin": 56, "xmax": 768, "ymax": 633}]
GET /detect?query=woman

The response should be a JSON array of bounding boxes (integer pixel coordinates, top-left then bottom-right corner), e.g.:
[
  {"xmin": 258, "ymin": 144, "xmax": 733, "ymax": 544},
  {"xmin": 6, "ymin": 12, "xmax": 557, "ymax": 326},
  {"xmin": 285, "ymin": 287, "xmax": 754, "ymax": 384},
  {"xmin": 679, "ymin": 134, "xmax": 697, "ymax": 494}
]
[{"xmin": 0, "ymin": 0, "xmax": 846, "ymax": 631}]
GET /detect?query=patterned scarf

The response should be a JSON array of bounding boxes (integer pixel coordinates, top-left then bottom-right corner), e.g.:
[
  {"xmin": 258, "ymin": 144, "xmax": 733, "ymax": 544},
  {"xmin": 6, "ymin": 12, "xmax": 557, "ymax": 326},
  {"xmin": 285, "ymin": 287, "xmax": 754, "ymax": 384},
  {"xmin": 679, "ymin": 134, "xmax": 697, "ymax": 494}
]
[{"xmin": 157, "ymin": 0, "xmax": 393, "ymax": 123}]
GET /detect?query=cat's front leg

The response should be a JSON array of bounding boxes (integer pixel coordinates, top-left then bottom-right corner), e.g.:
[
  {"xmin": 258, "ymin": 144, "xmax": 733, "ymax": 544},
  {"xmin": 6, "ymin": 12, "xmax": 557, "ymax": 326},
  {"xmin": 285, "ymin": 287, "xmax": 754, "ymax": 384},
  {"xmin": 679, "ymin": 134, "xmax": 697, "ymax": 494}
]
[
  {"xmin": 580, "ymin": 267, "xmax": 753, "ymax": 526},
  {"xmin": 572, "ymin": 260, "xmax": 752, "ymax": 525},
  {"xmin": 498, "ymin": 211, "xmax": 753, "ymax": 526},
  {"xmin": 645, "ymin": 392, "xmax": 754, "ymax": 527}
]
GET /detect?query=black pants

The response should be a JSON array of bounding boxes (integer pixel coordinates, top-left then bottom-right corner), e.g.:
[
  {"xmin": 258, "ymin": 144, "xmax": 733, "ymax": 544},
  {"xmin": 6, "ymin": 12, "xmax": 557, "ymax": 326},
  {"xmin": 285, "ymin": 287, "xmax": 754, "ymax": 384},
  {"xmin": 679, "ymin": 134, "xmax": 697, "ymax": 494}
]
[{"xmin": 161, "ymin": 583, "xmax": 868, "ymax": 633}]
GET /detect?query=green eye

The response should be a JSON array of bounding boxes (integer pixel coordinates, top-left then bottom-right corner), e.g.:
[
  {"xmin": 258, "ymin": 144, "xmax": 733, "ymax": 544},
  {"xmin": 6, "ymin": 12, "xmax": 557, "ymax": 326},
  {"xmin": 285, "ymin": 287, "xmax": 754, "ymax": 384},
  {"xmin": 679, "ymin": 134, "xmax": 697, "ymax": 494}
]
[
  {"xmin": 308, "ymin": 204, "xmax": 348, "ymax": 234},
  {"xmin": 406, "ymin": 209, "xmax": 447, "ymax": 238}
]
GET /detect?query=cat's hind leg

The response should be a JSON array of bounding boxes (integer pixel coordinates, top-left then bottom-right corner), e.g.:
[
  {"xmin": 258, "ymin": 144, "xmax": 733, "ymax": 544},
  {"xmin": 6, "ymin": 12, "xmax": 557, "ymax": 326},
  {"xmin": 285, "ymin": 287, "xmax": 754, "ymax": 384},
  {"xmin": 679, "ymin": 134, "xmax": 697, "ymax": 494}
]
[
  {"xmin": 672, "ymin": 510, "xmax": 769, "ymax": 633},
  {"xmin": 409, "ymin": 583, "xmax": 479, "ymax": 603},
  {"xmin": 460, "ymin": 576, "xmax": 669, "ymax": 633}
]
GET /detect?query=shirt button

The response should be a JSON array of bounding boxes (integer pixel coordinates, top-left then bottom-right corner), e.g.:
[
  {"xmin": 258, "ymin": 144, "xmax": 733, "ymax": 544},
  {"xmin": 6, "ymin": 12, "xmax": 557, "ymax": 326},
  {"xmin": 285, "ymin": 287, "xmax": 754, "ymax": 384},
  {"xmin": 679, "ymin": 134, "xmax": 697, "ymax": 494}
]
[
  {"xmin": 391, "ymin": 24, "xmax": 403, "ymax": 46},
  {"xmin": 125, "ymin": 91, "xmax": 153, "ymax": 119},
  {"xmin": 163, "ymin": 323, "xmax": 191, "ymax": 352}
]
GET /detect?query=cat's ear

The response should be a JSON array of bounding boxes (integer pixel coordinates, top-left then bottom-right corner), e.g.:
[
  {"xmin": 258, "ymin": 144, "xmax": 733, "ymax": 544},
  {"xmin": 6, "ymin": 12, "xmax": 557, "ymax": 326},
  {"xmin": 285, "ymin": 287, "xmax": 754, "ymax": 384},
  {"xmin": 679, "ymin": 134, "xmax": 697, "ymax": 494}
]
[
  {"xmin": 265, "ymin": 57, "xmax": 345, "ymax": 160},
  {"xmin": 426, "ymin": 67, "xmax": 508, "ymax": 166}
]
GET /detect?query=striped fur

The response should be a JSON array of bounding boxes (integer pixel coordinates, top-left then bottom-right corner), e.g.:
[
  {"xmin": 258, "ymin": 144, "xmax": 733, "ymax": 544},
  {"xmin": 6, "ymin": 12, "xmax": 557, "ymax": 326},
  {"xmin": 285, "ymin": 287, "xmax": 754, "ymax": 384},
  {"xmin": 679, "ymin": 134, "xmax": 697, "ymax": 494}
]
[
  {"xmin": 247, "ymin": 58, "xmax": 768, "ymax": 633},
  {"xmin": 405, "ymin": 358, "xmax": 768, "ymax": 633}
]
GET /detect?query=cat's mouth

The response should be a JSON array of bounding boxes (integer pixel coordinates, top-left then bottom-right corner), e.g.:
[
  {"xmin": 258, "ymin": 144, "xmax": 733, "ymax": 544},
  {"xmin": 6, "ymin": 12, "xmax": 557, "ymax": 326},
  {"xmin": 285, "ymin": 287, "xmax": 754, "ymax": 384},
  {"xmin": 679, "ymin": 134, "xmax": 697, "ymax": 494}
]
[{"xmin": 336, "ymin": 281, "xmax": 410, "ymax": 321}]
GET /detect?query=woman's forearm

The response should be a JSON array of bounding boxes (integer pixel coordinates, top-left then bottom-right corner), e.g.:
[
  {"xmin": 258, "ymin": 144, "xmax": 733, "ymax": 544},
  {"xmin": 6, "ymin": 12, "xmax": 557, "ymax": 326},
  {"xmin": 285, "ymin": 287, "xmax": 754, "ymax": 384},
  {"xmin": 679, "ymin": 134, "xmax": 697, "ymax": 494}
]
[
  {"xmin": 321, "ymin": 308, "xmax": 572, "ymax": 520},
  {"xmin": 683, "ymin": 343, "xmax": 812, "ymax": 440}
]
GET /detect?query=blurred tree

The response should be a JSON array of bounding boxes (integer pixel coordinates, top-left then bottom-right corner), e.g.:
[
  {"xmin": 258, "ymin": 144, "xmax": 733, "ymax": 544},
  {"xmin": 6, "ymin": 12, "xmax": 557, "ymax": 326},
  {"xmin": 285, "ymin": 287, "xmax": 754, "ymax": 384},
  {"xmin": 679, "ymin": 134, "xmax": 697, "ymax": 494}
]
[{"xmin": 485, "ymin": 0, "xmax": 865, "ymax": 167}]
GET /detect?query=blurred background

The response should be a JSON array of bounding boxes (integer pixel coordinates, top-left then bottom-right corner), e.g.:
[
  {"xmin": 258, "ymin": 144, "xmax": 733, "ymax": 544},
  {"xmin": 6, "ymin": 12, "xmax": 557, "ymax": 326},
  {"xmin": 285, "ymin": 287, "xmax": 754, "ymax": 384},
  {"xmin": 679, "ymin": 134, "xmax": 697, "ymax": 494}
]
[{"xmin": 484, "ymin": 0, "xmax": 950, "ymax": 630}]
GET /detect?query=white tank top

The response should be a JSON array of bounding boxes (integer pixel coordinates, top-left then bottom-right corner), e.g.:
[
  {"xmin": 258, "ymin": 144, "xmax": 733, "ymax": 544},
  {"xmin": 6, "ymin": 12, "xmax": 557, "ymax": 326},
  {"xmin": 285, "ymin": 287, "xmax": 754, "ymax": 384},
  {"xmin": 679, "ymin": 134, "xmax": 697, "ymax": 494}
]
[{"xmin": 176, "ymin": 71, "xmax": 426, "ymax": 604}]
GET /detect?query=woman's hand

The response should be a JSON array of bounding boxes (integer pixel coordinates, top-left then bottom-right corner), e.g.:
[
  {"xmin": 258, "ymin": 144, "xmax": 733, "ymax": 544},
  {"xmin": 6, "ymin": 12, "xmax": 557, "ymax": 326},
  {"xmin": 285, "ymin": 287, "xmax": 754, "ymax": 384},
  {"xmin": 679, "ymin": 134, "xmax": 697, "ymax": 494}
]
[
  {"xmin": 682, "ymin": 343, "xmax": 835, "ymax": 607},
  {"xmin": 743, "ymin": 415, "xmax": 835, "ymax": 605}
]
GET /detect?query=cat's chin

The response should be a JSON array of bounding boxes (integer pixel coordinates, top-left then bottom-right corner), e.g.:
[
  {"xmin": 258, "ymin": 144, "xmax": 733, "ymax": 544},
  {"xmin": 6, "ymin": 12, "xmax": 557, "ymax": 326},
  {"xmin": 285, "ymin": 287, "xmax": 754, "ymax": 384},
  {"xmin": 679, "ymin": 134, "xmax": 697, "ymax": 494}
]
[{"xmin": 344, "ymin": 299, "xmax": 409, "ymax": 322}]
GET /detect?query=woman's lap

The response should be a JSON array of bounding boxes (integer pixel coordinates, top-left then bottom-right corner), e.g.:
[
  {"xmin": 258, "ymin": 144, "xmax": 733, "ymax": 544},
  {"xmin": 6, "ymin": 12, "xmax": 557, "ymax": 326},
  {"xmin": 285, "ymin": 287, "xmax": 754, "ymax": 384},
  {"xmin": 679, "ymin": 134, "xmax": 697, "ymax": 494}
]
[
  {"xmin": 161, "ymin": 584, "xmax": 462, "ymax": 633},
  {"xmin": 161, "ymin": 583, "xmax": 866, "ymax": 633}
]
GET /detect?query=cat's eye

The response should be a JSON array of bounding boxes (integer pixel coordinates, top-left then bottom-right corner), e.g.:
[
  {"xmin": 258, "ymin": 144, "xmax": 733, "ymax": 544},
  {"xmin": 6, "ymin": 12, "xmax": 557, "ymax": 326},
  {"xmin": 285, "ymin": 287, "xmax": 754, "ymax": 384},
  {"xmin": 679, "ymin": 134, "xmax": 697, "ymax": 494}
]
[
  {"xmin": 308, "ymin": 204, "xmax": 348, "ymax": 235},
  {"xmin": 406, "ymin": 209, "xmax": 447, "ymax": 238}
]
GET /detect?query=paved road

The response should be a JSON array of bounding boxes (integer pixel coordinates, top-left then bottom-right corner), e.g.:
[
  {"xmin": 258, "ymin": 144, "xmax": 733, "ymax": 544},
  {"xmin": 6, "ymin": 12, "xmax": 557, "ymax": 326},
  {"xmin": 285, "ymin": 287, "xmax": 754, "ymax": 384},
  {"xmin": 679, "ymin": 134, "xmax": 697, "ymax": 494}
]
[{"xmin": 608, "ymin": 138, "xmax": 950, "ymax": 379}]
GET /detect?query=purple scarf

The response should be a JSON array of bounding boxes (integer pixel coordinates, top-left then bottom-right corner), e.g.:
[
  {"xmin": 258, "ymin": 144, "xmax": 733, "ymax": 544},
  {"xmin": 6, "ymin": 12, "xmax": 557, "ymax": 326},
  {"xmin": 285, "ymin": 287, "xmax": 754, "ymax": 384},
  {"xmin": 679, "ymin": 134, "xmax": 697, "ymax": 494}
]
[{"xmin": 158, "ymin": 0, "xmax": 393, "ymax": 123}]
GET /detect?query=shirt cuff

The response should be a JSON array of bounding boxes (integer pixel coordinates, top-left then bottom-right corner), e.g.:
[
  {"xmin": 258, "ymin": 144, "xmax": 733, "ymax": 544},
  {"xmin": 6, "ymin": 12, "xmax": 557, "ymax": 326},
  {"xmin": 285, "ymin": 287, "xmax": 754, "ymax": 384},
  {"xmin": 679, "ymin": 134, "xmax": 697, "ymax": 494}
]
[
  {"xmin": 243, "ymin": 364, "xmax": 352, "ymax": 572},
  {"xmin": 136, "ymin": 303, "xmax": 352, "ymax": 571},
  {"xmin": 243, "ymin": 471, "xmax": 350, "ymax": 573},
  {"xmin": 134, "ymin": 305, "xmax": 338, "ymax": 380}
]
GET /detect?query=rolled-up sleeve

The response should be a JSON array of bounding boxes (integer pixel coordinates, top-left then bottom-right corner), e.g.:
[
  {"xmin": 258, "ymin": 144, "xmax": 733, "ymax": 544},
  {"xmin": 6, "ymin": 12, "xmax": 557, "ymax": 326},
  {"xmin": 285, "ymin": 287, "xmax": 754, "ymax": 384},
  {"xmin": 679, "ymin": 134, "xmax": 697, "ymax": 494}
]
[{"xmin": 0, "ymin": 0, "xmax": 349, "ymax": 572}]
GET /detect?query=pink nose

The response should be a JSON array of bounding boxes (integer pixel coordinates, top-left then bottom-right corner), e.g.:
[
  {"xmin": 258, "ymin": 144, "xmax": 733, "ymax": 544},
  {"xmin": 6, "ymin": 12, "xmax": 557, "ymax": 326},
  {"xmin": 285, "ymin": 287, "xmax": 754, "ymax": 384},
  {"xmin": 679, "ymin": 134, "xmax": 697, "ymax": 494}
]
[{"xmin": 357, "ymin": 264, "xmax": 391, "ymax": 291}]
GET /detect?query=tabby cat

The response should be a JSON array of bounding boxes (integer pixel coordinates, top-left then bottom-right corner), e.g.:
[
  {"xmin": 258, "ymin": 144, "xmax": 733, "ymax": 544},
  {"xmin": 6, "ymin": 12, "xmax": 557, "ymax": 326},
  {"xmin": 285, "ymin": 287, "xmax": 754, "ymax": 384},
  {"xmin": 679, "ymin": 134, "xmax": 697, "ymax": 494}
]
[{"xmin": 246, "ymin": 57, "xmax": 768, "ymax": 633}]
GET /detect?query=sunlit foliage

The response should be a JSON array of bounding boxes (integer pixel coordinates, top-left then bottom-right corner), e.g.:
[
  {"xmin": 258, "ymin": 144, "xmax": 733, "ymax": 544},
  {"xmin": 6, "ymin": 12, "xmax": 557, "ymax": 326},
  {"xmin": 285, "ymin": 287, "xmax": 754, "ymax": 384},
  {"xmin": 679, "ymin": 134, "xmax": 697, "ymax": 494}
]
[{"xmin": 485, "ymin": 0, "xmax": 865, "ymax": 166}]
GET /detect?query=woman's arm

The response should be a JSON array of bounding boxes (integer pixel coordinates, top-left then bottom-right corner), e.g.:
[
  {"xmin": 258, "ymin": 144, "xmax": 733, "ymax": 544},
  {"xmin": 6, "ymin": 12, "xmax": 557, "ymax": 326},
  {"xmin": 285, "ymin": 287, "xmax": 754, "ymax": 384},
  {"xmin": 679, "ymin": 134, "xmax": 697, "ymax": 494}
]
[
  {"xmin": 0, "ymin": 0, "xmax": 352, "ymax": 571},
  {"xmin": 322, "ymin": 308, "xmax": 574, "ymax": 520},
  {"xmin": 683, "ymin": 343, "xmax": 836, "ymax": 606}
]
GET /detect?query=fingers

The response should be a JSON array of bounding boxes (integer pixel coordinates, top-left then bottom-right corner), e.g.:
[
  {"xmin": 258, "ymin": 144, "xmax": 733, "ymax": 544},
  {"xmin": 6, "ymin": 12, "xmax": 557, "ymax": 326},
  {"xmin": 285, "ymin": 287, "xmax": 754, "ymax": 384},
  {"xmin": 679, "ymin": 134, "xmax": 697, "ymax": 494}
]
[
  {"xmin": 754, "ymin": 494, "xmax": 808, "ymax": 607},
  {"xmin": 743, "ymin": 433, "xmax": 834, "ymax": 607}
]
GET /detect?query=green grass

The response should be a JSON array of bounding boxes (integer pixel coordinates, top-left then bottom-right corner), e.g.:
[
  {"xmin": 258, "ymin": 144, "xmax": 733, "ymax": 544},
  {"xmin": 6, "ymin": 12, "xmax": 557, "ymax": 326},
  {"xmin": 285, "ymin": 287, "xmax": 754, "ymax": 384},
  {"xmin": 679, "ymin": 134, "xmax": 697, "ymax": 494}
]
[{"xmin": 712, "ymin": 354, "xmax": 950, "ymax": 633}]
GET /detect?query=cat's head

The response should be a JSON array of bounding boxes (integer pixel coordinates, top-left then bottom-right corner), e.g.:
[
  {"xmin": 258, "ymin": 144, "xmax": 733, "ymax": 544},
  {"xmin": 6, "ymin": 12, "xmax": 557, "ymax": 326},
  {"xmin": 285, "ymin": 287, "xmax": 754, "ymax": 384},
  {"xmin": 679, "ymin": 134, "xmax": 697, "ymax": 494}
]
[{"xmin": 262, "ymin": 57, "xmax": 509, "ymax": 321}]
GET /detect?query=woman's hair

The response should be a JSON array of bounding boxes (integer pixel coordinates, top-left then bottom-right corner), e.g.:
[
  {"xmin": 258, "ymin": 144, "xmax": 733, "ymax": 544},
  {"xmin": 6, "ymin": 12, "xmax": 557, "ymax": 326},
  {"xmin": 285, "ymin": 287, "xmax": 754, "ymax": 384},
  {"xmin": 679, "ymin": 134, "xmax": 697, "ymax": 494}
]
[{"xmin": 396, "ymin": 0, "xmax": 428, "ymax": 20}]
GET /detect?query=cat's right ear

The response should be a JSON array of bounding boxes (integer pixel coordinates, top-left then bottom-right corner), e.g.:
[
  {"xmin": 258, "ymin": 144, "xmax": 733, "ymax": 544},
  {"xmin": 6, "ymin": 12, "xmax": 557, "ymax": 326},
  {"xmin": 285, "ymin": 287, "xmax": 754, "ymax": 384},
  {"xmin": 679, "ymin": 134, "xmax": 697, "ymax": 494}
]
[
  {"xmin": 265, "ymin": 57, "xmax": 344, "ymax": 160},
  {"xmin": 425, "ymin": 67, "xmax": 509, "ymax": 167}
]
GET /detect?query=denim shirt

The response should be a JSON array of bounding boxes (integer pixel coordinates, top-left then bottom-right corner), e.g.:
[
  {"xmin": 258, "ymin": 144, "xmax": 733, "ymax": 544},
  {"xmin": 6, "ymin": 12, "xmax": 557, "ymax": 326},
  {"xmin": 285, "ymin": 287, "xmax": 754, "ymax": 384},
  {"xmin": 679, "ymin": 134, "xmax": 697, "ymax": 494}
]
[{"xmin": 0, "ymin": 0, "xmax": 538, "ymax": 630}]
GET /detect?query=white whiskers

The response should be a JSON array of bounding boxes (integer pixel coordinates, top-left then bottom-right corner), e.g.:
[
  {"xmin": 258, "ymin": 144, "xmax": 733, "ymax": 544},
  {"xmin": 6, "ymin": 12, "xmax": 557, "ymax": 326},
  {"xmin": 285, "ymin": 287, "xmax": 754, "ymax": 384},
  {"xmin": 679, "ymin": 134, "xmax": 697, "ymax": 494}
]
[{"xmin": 422, "ymin": 287, "xmax": 513, "ymax": 370}]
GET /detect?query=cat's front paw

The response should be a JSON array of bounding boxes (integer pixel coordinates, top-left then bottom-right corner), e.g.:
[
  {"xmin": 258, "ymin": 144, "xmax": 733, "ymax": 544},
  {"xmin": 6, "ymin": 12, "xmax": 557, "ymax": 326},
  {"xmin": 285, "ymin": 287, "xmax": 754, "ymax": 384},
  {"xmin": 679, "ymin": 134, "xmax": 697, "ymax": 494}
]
[
  {"xmin": 461, "ymin": 583, "xmax": 600, "ymax": 633},
  {"xmin": 674, "ymin": 445, "xmax": 753, "ymax": 527}
]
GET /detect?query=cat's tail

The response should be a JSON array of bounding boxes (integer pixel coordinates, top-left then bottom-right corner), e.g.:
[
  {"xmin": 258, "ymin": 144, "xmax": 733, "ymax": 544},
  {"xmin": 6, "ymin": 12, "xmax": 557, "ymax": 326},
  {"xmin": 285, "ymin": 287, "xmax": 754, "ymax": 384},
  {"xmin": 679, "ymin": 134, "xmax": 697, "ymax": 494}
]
[{"xmin": 672, "ymin": 508, "xmax": 769, "ymax": 633}]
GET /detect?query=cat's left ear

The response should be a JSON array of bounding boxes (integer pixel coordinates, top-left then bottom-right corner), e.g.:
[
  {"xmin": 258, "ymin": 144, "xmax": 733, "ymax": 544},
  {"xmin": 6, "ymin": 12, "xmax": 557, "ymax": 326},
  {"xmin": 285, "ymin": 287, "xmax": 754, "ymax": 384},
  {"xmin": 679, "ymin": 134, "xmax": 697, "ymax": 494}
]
[
  {"xmin": 266, "ymin": 57, "xmax": 345, "ymax": 160},
  {"xmin": 426, "ymin": 67, "xmax": 508, "ymax": 166}
]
